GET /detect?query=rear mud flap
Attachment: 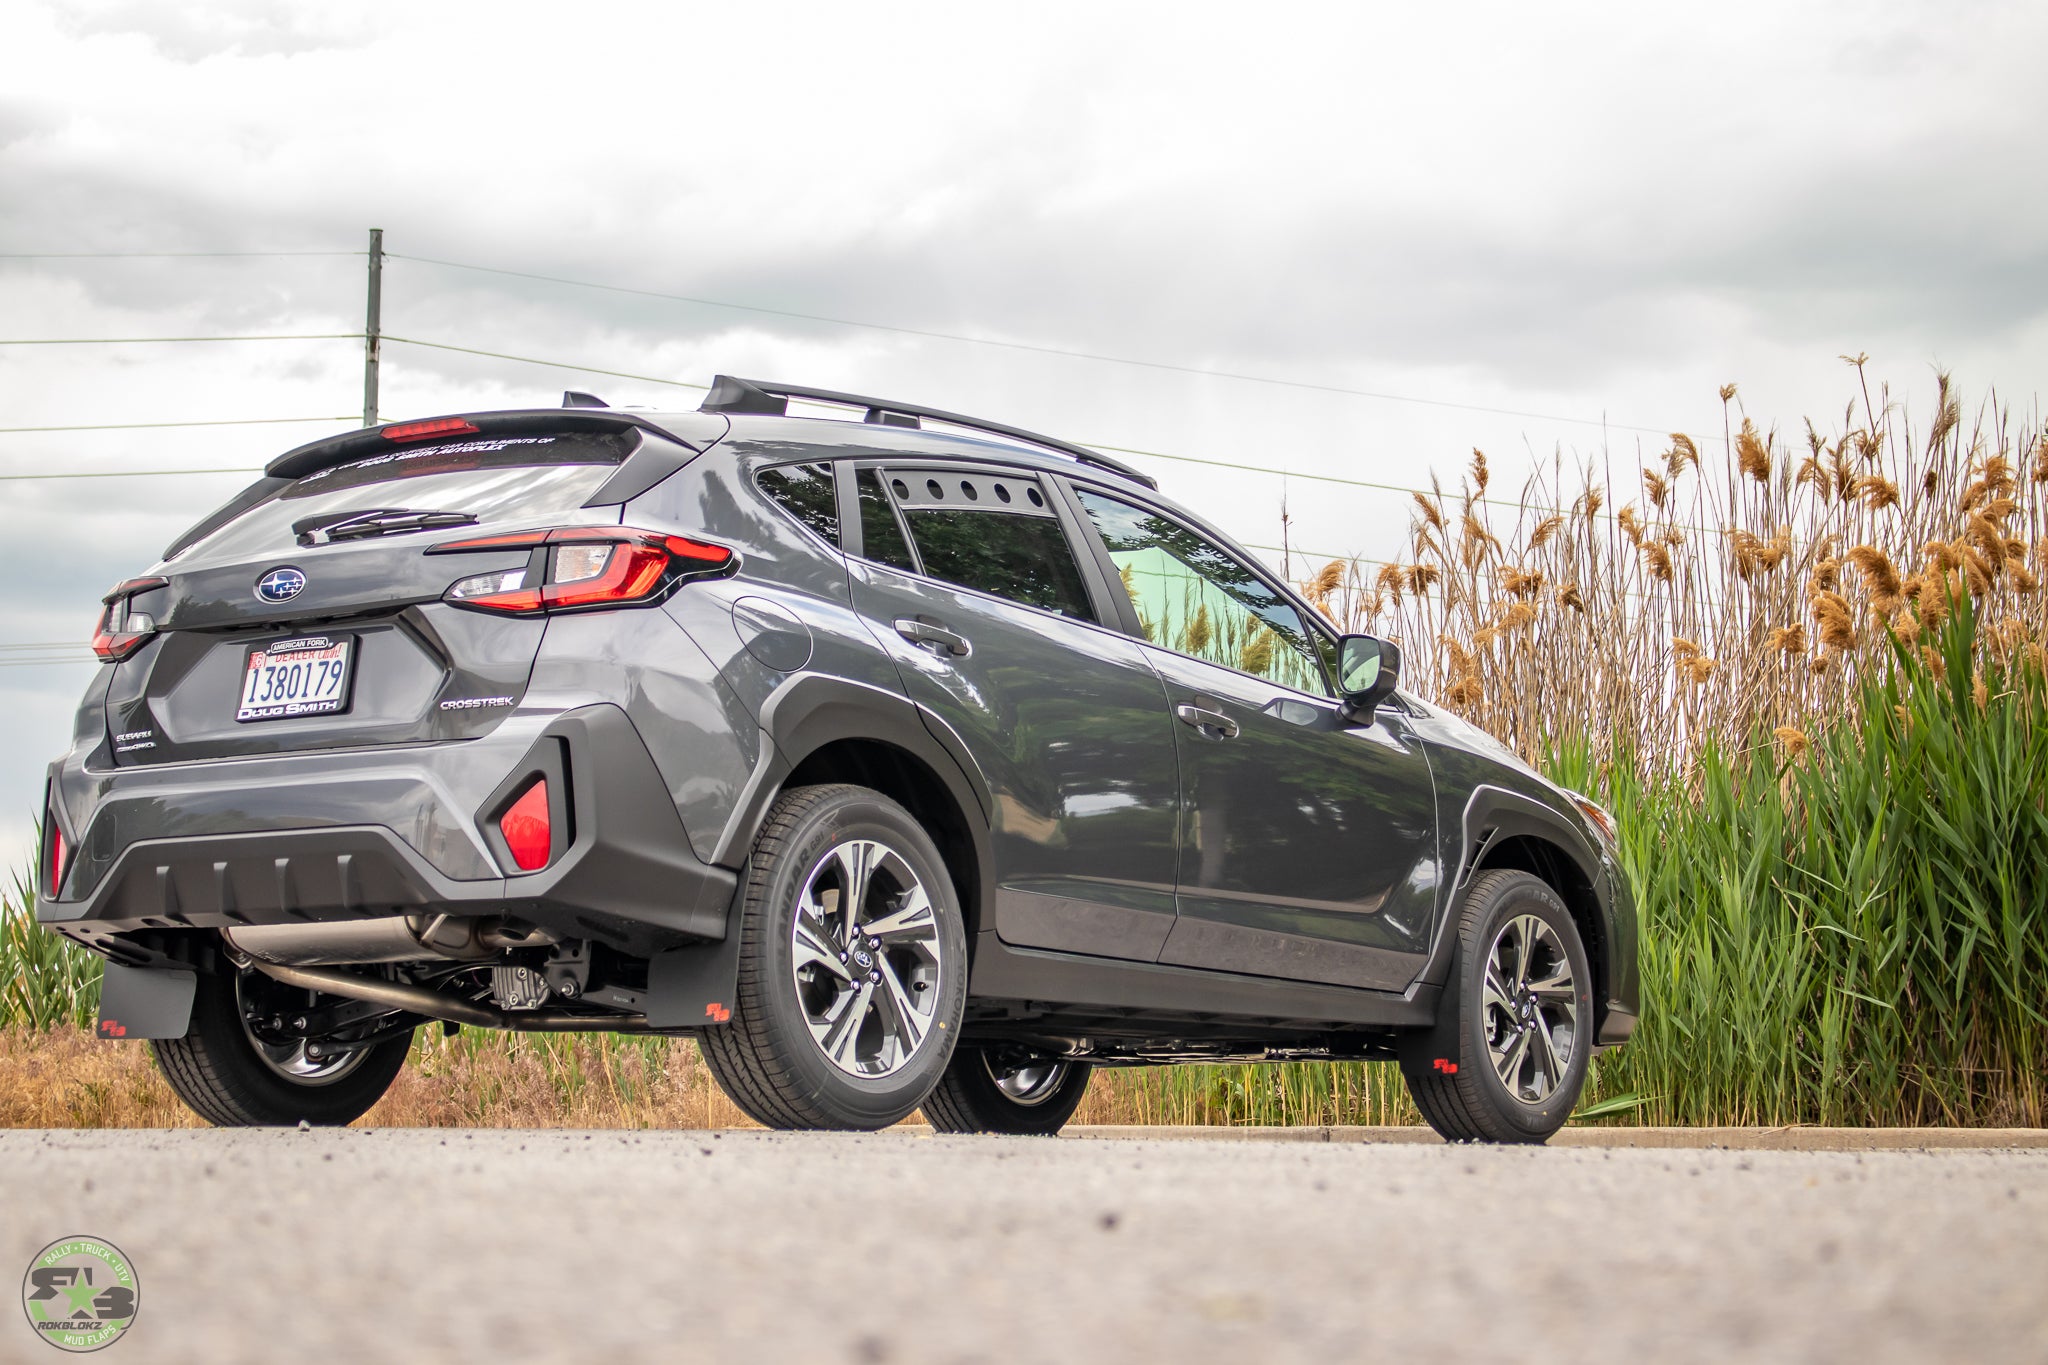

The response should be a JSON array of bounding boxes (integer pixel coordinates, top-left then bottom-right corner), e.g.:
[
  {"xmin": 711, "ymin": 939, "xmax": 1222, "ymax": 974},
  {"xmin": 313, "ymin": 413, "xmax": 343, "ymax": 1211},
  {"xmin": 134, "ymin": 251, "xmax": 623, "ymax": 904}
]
[
  {"xmin": 96, "ymin": 963, "xmax": 197, "ymax": 1040},
  {"xmin": 644, "ymin": 867, "xmax": 749, "ymax": 1029},
  {"xmin": 645, "ymin": 931, "xmax": 742, "ymax": 1029}
]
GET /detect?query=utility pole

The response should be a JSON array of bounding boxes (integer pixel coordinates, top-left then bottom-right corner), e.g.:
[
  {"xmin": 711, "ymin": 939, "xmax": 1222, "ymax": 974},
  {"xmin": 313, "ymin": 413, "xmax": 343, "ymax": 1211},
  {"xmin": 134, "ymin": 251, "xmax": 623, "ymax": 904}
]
[{"xmin": 362, "ymin": 228, "xmax": 383, "ymax": 427}]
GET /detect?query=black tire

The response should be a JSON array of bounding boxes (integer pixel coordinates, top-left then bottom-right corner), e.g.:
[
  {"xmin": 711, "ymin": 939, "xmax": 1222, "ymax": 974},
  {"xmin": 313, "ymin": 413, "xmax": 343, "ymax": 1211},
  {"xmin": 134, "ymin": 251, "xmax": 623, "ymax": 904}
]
[
  {"xmin": 923, "ymin": 1049, "xmax": 1093, "ymax": 1135},
  {"xmin": 1400, "ymin": 869, "xmax": 1595, "ymax": 1144},
  {"xmin": 698, "ymin": 784, "xmax": 970, "ymax": 1130},
  {"xmin": 151, "ymin": 965, "xmax": 412, "ymax": 1127}
]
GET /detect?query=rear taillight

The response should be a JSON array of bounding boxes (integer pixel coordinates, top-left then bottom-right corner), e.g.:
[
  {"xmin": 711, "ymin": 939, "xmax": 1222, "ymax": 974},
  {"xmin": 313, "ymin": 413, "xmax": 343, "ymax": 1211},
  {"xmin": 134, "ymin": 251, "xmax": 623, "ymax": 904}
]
[
  {"xmin": 432, "ymin": 527, "xmax": 735, "ymax": 616},
  {"xmin": 91, "ymin": 576, "xmax": 168, "ymax": 661},
  {"xmin": 499, "ymin": 779, "xmax": 552, "ymax": 871},
  {"xmin": 42, "ymin": 818, "xmax": 64, "ymax": 900}
]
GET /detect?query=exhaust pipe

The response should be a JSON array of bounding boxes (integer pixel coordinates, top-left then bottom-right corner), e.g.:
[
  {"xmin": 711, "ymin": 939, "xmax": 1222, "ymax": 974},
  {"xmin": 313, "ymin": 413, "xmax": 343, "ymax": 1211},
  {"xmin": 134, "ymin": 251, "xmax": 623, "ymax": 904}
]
[
  {"xmin": 245, "ymin": 960, "xmax": 648, "ymax": 1033},
  {"xmin": 225, "ymin": 914, "xmax": 552, "ymax": 966}
]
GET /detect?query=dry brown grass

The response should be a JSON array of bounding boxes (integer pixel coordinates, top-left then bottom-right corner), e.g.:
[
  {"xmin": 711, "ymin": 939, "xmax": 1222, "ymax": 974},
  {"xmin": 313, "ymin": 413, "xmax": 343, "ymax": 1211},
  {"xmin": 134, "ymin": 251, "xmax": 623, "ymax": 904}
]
[
  {"xmin": 1, "ymin": 1026, "xmax": 1346, "ymax": 1129},
  {"xmin": 379, "ymin": 1030, "xmax": 761, "ymax": 1128},
  {"xmin": 0, "ymin": 1027, "xmax": 198, "ymax": 1128},
  {"xmin": 1305, "ymin": 364, "xmax": 2048, "ymax": 767},
  {"xmin": 0, "ymin": 1028, "xmax": 765, "ymax": 1130}
]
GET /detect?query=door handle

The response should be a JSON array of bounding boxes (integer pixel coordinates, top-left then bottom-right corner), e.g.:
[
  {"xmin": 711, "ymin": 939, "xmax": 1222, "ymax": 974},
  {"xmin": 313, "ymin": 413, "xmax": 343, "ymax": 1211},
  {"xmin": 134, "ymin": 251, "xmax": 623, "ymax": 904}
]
[
  {"xmin": 1174, "ymin": 703, "xmax": 1240, "ymax": 739},
  {"xmin": 894, "ymin": 618, "xmax": 972, "ymax": 657}
]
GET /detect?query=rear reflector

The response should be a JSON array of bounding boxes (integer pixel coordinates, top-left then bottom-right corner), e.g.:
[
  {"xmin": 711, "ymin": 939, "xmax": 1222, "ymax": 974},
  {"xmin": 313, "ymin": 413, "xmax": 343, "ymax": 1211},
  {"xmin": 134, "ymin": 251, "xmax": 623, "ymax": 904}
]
[
  {"xmin": 382, "ymin": 418, "xmax": 480, "ymax": 443},
  {"xmin": 499, "ymin": 779, "xmax": 552, "ymax": 872},
  {"xmin": 43, "ymin": 821, "xmax": 64, "ymax": 900}
]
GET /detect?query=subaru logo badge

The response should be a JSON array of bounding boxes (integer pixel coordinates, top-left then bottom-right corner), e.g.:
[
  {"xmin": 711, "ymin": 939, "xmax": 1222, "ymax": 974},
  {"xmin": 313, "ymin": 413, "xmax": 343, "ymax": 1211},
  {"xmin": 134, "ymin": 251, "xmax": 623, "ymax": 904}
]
[{"xmin": 255, "ymin": 566, "xmax": 307, "ymax": 604}]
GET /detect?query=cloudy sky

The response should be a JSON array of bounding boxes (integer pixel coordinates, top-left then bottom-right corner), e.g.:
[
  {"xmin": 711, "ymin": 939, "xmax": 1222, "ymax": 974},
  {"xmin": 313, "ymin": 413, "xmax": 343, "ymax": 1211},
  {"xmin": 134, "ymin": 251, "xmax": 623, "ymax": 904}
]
[{"xmin": 4, "ymin": 0, "xmax": 2046, "ymax": 862}]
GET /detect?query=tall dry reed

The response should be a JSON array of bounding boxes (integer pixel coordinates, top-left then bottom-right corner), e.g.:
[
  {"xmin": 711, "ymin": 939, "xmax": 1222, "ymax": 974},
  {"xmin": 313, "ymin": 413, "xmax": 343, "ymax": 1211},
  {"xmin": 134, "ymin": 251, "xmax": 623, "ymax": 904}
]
[{"xmin": 1303, "ymin": 363, "xmax": 2047, "ymax": 770}]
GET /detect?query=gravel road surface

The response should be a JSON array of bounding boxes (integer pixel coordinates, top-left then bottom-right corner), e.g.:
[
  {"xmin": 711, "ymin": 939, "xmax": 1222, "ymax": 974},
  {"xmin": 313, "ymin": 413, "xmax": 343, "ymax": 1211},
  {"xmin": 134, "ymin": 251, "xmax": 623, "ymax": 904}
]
[{"xmin": 4, "ymin": 1128, "xmax": 2043, "ymax": 1364}]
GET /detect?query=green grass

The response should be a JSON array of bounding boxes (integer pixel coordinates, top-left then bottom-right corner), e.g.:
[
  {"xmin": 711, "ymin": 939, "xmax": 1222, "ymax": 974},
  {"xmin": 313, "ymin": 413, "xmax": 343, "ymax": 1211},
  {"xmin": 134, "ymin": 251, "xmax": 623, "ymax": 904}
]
[
  {"xmin": 2, "ymin": 862, "xmax": 100, "ymax": 1032},
  {"xmin": 6, "ymin": 594, "xmax": 2042, "ymax": 1126},
  {"xmin": 1557, "ymin": 593, "xmax": 2046, "ymax": 1127}
]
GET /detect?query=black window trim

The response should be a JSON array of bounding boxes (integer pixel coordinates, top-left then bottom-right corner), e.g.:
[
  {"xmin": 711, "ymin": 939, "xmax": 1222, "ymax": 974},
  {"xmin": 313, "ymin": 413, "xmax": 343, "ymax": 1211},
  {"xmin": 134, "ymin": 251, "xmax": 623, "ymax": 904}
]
[
  {"xmin": 838, "ymin": 456, "xmax": 1131, "ymax": 633},
  {"xmin": 1055, "ymin": 473, "xmax": 1344, "ymax": 703}
]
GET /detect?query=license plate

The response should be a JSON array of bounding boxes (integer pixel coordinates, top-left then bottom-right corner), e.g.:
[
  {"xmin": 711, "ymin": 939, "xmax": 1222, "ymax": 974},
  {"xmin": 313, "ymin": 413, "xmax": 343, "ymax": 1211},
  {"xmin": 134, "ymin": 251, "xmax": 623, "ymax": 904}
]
[{"xmin": 236, "ymin": 634, "xmax": 356, "ymax": 723}]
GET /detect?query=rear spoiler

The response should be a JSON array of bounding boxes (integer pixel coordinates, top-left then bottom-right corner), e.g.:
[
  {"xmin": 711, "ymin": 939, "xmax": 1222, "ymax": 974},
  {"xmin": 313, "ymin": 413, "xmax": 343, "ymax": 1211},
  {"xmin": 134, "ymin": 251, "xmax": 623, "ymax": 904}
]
[
  {"xmin": 264, "ymin": 409, "xmax": 725, "ymax": 480},
  {"xmin": 163, "ymin": 409, "xmax": 729, "ymax": 563}
]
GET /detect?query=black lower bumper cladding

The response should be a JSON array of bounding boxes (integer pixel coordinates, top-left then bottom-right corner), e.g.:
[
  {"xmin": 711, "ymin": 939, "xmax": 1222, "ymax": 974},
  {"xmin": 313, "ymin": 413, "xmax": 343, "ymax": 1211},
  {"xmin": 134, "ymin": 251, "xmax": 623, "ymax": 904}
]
[{"xmin": 39, "ymin": 704, "xmax": 737, "ymax": 965}]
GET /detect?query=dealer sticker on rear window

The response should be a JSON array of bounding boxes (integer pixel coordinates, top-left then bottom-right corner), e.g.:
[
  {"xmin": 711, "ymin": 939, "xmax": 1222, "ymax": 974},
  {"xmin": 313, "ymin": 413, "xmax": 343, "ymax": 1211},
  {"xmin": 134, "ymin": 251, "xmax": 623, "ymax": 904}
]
[{"xmin": 236, "ymin": 634, "xmax": 356, "ymax": 722}]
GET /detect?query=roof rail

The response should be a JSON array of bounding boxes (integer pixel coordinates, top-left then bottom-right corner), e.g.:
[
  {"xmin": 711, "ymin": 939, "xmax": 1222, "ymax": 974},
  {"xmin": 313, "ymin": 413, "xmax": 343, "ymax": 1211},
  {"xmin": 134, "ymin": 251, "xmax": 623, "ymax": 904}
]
[{"xmin": 699, "ymin": 375, "xmax": 1157, "ymax": 489}]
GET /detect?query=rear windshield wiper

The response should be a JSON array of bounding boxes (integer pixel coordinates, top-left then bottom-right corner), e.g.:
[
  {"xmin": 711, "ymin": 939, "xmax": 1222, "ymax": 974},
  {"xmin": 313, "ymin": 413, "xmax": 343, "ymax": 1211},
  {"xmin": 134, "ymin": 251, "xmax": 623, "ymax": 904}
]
[{"xmin": 294, "ymin": 508, "xmax": 480, "ymax": 545}]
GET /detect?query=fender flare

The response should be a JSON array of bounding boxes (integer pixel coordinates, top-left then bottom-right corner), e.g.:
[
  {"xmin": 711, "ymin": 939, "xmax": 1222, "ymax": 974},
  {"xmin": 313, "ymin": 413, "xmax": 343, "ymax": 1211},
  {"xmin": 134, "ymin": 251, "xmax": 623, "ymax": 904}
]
[
  {"xmin": 708, "ymin": 673, "xmax": 992, "ymax": 869},
  {"xmin": 1400, "ymin": 783, "xmax": 1613, "ymax": 1070},
  {"xmin": 662, "ymin": 674, "xmax": 995, "ymax": 1030},
  {"xmin": 1418, "ymin": 784, "xmax": 1606, "ymax": 989}
]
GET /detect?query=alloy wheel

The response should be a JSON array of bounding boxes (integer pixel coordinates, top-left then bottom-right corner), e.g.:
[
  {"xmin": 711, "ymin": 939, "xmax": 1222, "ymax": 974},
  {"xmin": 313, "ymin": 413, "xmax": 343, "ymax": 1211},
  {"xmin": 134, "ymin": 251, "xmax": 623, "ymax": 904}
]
[
  {"xmin": 235, "ymin": 970, "xmax": 371, "ymax": 1085},
  {"xmin": 982, "ymin": 1053, "xmax": 1070, "ymax": 1106},
  {"xmin": 789, "ymin": 838, "xmax": 947, "ymax": 1079},
  {"xmin": 1480, "ymin": 913, "xmax": 1580, "ymax": 1104}
]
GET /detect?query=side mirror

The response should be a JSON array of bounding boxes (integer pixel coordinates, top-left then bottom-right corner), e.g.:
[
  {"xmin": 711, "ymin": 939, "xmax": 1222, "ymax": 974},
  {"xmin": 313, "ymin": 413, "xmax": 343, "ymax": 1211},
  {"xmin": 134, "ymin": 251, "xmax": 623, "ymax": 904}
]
[{"xmin": 1336, "ymin": 634, "xmax": 1402, "ymax": 723}]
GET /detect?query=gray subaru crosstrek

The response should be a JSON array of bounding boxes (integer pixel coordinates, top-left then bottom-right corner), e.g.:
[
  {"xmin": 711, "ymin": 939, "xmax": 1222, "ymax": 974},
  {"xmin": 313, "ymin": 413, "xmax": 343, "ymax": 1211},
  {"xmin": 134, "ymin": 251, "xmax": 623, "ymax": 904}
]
[{"xmin": 38, "ymin": 376, "xmax": 1637, "ymax": 1142}]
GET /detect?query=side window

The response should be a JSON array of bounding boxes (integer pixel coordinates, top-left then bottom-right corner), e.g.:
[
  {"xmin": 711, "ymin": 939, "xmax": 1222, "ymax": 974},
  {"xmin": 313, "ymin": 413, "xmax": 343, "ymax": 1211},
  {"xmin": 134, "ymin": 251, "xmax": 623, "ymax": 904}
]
[
  {"xmin": 756, "ymin": 462, "xmax": 839, "ymax": 543},
  {"xmin": 1074, "ymin": 487, "xmax": 1330, "ymax": 696},
  {"xmin": 889, "ymin": 471, "xmax": 1096, "ymax": 622},
  {"xmin": 855, "ymin": 468, "xmax": 918, "ymax": 572}
]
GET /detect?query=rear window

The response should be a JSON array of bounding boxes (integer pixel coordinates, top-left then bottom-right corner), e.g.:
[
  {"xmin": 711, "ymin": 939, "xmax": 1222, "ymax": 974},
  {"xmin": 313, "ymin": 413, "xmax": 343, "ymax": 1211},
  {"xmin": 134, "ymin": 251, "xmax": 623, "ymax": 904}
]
[
  {"xmin": 285, "ymin": 432, "xmax": 627, "ymax": 499},
  {"xmin": 177, "ymin": 433, "xmax": 628, "ymax": 562}
]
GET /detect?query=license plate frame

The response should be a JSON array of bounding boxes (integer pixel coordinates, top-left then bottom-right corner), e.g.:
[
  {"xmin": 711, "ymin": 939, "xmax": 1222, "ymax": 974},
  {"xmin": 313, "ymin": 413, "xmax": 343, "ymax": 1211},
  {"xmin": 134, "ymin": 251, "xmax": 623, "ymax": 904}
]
[{"xmin": 234, "ymin": 634, "xmax": 358, "ymax": 723}]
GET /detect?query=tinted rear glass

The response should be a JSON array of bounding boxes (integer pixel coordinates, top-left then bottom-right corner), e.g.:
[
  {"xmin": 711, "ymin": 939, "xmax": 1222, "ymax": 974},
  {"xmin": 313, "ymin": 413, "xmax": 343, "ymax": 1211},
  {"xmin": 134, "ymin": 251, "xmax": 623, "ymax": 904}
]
[
  {"xmin": 756, "ymin": 462, "xmax": 839, "ymax": 543},
  {"xmin": 286, "ymin": 432, "xmax": 628, "ymax": 499},
  {"xmin": 179, "ymin": 433, "xmax": 626, "ymax": 562},
  {"xmin": 900, "ymin": 507, "xmax": 1095, "ymax": 621},
  {"xmin": 856, "ymin": 468, "xmax": 917, "ymax": 572}
]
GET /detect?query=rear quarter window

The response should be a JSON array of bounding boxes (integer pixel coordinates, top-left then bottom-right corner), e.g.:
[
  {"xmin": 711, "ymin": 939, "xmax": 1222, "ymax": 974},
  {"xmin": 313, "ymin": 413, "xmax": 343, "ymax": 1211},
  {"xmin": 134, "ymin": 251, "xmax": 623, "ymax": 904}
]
[{"xmin": 755, "ymin": 462, "xmax": 840, "ymax": 544}]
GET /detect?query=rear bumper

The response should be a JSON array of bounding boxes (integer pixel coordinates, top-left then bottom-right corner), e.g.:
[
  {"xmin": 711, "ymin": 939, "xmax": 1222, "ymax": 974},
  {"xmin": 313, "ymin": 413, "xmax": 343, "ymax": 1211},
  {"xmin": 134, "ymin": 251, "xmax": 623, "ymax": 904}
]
[{"xmin": 39, "ymin": 703, "xmax": 736, "ymax": 963}]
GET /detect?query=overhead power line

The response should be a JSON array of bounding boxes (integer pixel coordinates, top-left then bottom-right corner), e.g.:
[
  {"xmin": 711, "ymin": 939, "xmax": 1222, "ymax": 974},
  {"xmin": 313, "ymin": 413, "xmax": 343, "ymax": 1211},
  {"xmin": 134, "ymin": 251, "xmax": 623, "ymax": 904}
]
[
  {"xmin": 381, "ymin": 337, "xmax": 709, "ymax": 391},
  {"xmin": 0, "ymin": 335, "xmax": 1703, "ymax": 538},
  {"xmin": 0, "ymin": 251, "xmax": 361, "ymax": 259},
  {"xmin": 0, "ymin": 334, "xmax": 357, "ymax": 346},
  {"xmin": 2, "ymin": 246, "xmax": 1710, "ymax": 442},
  {"xmin": 0, "ymin": 416, "xmax": 355, "ymax": 435},
  {"xmin": 0, "ymin": 467, "xmax": 257, "ymax": 482},
  {"xmin": 379, "ymin": 338, "xmax": 1693, "ymax": 527},
  {"xmin": 391, "ymin": 253, "xmax": 1694, "ymax": 440}
]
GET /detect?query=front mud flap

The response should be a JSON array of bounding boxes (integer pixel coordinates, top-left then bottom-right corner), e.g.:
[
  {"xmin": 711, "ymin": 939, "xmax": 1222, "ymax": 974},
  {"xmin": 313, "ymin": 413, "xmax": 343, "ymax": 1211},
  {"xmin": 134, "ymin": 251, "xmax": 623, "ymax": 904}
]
[
  {"xmin": 96, "ymin": 963, "xmax": 197, "ymax": 1040},
  {"xmin": 1395, "ymin": 973, "xmax": 1465, "ymax": 1079}
]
